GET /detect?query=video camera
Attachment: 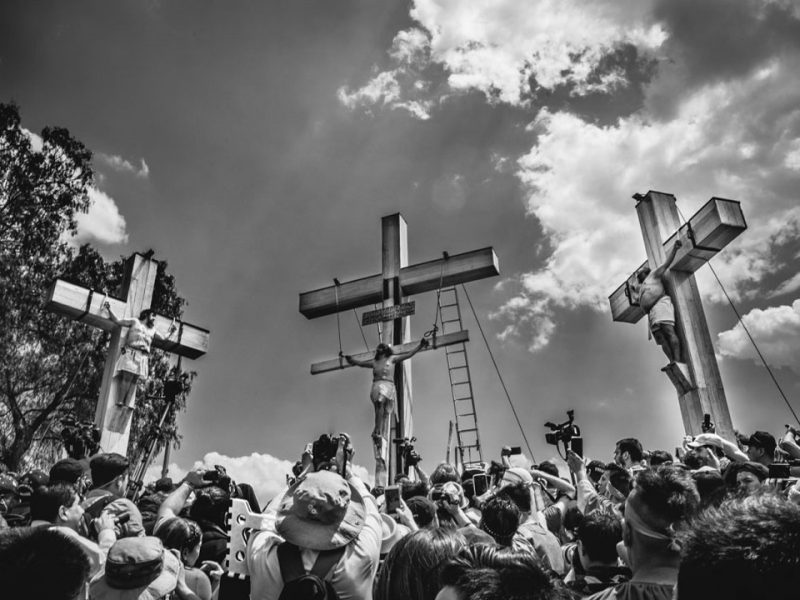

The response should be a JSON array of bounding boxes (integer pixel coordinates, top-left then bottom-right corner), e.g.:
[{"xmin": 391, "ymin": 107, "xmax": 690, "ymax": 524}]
[
  {"xmin": 60, "ymin": 416, "xmax": 101, "ymax": 459},
  {"xmin": 393, "ymin": 437, "xmax": 422, "ymax": 468},
  {"xmin": 544, "ymin": 409, "xmax": 582, "ymax": 456}
]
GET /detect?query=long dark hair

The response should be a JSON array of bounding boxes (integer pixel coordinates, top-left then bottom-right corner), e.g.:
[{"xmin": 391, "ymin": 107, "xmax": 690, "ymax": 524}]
[
  {"xmin": 155, "ymin": 517, "xmax": 202, "ymax": 562},
  {"xmin": 374, "ymin": 528, "xmax": 465, "ymax": 600},
  {"xmin": 374, "ymin": 343, "xmax": 393, "ymax": 360}
]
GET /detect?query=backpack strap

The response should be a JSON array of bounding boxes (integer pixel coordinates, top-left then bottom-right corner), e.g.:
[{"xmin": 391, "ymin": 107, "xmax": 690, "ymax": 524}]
[
  {"xmin": 277, "ymin": 542, "xmax": 309, "ymax": 584},
  {"xmin": 277, "ymin": 542, "xmax": 347, "ymax": 583},
  {"xmin": 309, "ymin": 546, "xmax": 346, "ymax": 580}
]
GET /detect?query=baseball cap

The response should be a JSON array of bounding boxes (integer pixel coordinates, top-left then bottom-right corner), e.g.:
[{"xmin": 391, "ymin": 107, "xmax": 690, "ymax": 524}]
[
  {"xmin": 50, "ymin": 458, "xmax": 85, "ymax": 485},
  {"xmin": 743, "ymin": 431, "xmax": 777, "ymax": 455}
]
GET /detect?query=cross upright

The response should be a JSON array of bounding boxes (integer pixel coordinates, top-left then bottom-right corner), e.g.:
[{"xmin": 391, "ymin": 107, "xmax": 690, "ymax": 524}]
[
  {"xmin": 608, "ymin": 191, "xmax": 747, "ymax": 440},
  {"xmin": 46, "ymin": 252, "xmax": 210, "ymax": 455},
  {"xmin": 300, "ymin": 213, "xmax": 499, "ymax": 484}
]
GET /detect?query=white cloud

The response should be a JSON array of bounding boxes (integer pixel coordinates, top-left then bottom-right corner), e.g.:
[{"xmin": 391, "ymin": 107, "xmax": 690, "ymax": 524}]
[
  {"xmin": 494, "ymin": 58, "xmax": 800, "ymax": 349},
  {"xmin": 410, "ymin": 0, "xmax": 664, "ymax": 102},
  {"xmin": 717, "ymin": 299, "xmax": 800, "ymax": 374},
  {"xmin": 338, "ymin": 69, "xmax": 433, "ymax": 120},
  {"xmin": 769, "ymin": 272, "xmax": 800, "ymax": 299},
  {"xmin": 339, "ymin": 0, "xmax": 800, "ymax": 353},
  {"xmin": 339, "ymin": 0, "xmax": 665, "ymax": 116},
  {"xmin": 72, "ymin": 186, "xmax": 129, "ymax": 246},
  {"xmin": 22, "ymin": 128, "xmax": 44, "ymax": 153},
  {"xmin": 145, "ymin": 452, "xmax": 373, "ymax": 509},
  {"xmin": 97, "ymin": 153, "xmax": 150, "ymax": 178}
]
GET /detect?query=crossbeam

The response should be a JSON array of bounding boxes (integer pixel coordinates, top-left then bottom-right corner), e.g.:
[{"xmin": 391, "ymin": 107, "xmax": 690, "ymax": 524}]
[
  {"xmin": 46, "ymin": 279, "xmax": 210, "ymax": 359},
  {"xmin": 310, "ymin": 330, "xmax": 470, "ymax": 375},
  {"xmin": 609, "ymin": 197, "xmax": 746, "ymax": 323},
  {"xmin": 299, "ymin": 248, "xmax": 499, "ymax": 319}
]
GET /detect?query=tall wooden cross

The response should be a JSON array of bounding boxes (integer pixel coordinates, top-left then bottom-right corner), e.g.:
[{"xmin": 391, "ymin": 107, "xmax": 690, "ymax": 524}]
[
  {"xmin": 299, "ymin": 213, "xmax": 499, "ymax": 483},
  {"xmin": 46, "ymin": 252, "xmax": 210, "ymax": 455},
  {"xmin": 608, "ymin": 191, "xmax": 747, "ymax": 440}
]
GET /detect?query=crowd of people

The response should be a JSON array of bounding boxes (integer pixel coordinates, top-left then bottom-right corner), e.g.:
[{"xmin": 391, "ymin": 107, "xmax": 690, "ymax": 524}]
[{"xmin": 1, "ymin": 424, "xmax": 800, "ymax": 599}]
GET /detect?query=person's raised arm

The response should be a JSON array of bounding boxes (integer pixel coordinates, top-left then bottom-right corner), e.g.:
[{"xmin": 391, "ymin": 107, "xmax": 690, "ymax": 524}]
[
  {"xmin": 157, "ymin": 467, "xmax": 207, "ymax": 528},
  {"xmin": 393, "ymin": 338, "xmax": 429, "ymax": 362},
  {"xmin": 529, "ymin": 468, "xmax": 576, "ymax": 497},
  {"xmin": 780, "ymin": 427, "xmax": 800, "ymax": 460},
  {"xmin": 344, "ymin": 354, "xmax": 373, "ymax": 368},
  {"xmin": 104, "ymin": 301, "xmax": 136, "ymax": 327},
  {"xmin": 413, "ymin": 463, "xmax": 429, "ymax": 488},
  {"xmin": 652, "ymin": 239, "xmax": 683, "ymax": 279},
  {"xmin": 566, "ymin": 450, "xmax": 596, "ymax": 514},
  {"xmin": 692, "ymin": 433, "xmax": 748, "ymax": 463}
]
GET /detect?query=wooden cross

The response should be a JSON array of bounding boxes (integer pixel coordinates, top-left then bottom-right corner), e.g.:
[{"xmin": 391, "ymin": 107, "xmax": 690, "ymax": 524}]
[
  {"xmin": 299, "ymin": 213, "xmax": 499, "ymax": 481},
  {"xmin": 46, "ymin": 252, "xmax": 210, "ymax": 455},
  {"xmin": 608, "ymin": 191, "xmax": 747, "ymax": 440}
]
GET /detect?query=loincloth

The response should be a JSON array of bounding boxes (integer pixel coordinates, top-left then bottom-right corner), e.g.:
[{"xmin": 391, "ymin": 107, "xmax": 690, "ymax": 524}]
[
  {"xmin": 114, "ymin": 347, "xmax": 149, "ymax": 378},
  {"xmin": 370, "ymin": 380, "xmax": 396, "ymax": 405},
  {"xmin": 647, "ymin": 295, "xmax": 675, "ymax": 330}
]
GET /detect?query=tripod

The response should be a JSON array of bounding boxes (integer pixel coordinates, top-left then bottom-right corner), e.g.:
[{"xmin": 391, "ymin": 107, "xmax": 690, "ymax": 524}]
[{"xmin": 126, "ymin": 377, "xmax": 185, "ymax": 501}]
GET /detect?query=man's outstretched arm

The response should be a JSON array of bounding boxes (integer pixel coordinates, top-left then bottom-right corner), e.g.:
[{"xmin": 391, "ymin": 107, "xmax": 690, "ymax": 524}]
[
  {"xmin": 393, "ymin": 338, "xmax": 429, "ymax": 362},
  {"xmin": 345, "ymin": 354, "xmax": 373, "ymax": 368},
  {"xmin": 652, "ymin": 239, "xmax": 683, "ymax": 279}
]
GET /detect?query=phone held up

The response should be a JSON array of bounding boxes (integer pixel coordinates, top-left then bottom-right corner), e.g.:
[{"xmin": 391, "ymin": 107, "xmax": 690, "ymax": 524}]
[{"xmin": 384, "ymin": 485, "xmax": 402, "ymax": 514}]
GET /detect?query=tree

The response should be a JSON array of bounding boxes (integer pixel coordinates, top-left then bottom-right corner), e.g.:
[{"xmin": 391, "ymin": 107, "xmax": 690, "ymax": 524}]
[{"xmin": 0, "ymin": 103, "xmax": 193, "ymax": 471}]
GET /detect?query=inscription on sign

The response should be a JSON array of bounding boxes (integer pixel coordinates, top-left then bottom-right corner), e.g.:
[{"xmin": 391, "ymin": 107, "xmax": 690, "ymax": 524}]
[{"xmin": 362, "ymin": 301, "xmax": 416, "ymax": 325}]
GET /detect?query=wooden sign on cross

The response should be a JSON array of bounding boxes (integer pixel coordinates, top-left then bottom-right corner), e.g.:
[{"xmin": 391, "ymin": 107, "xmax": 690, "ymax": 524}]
[
  {"xmin": 608, "ymin": 191, "xmax": 746, "ymax": 440},
  {"xmin": 46, "ymin": 252, "xmax": 210, "ymax": 455},
  {"xmin": 299, "ymin": 213, "xmax": 499, "ymax": 483}
]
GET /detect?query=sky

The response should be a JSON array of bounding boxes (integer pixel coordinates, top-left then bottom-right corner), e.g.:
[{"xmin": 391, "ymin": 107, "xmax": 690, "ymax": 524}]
[{"xmin": 2, "ymin": 0, "xmax": 800, "ymax": 503}]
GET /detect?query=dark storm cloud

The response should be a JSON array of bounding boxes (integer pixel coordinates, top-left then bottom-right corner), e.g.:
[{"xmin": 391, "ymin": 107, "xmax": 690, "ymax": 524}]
[{"xmin": 654, "ymin": 0, "xmax": 800, "ymax": 87}]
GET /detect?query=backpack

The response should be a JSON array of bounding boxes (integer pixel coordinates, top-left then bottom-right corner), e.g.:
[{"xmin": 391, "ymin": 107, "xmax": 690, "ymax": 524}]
[{"xmin": 277, "ymin": 542, "xmax": 346, "ymax": 600}]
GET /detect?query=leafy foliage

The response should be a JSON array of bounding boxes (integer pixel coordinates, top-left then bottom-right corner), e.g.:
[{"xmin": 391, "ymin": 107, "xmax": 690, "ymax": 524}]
[{"xmin": 0, "ymin": 103, "xmax": 194, "ymax": 471}]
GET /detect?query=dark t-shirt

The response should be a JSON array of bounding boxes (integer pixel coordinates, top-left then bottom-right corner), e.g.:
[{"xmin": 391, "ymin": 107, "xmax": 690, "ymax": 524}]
[
  {"xmin": 585, "ymin": 581, "xmax": 674, "ymax": 600},
  {"xmin": 197, "ymin": 519, "xmax": 229, "ymax": 565}
]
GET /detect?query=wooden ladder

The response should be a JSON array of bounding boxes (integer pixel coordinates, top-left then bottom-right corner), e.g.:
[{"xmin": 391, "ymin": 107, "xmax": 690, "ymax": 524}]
[{"xmin": 437, "ymin": 286, "xmax": 483, "ymax": 469}]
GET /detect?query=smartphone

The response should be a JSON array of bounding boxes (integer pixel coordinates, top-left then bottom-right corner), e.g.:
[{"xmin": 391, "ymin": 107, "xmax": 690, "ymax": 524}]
[
  {"xmin": 570, "ymin": 437, "xmax": 583, "ymax": 458},
  {"xmin": 385, "ymin": 485, "xmax": 402, "ymax": 513},
  {"xmin": 472, "ymin": 474, "xmax": 490, "ymax": 496},
  {"xmin": 508, "ymin": 446, "xmax": 522, "ymax": 455}
]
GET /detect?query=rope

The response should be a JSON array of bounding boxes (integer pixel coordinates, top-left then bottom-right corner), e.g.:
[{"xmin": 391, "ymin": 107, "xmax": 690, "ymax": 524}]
[
  {"xmin": 675, "ymin": 206, "xmax": 800, "ymax": 427},
  {"xmin": 375, "ymin": 304, "xmax": 384, "ymax": 345},
  {"xmin": 353, "ymin": 308, "xmax": 370, "ymax": 352},
  {"xmin": 425, "ymin": 252, "xmax": 449, "ymax": 341},
  {"xmin": 333, "ymin": 279, "xmax": 344, "ymax": 367},
  {"xmin": 460, "ymin": 283, "xmax": 536, "ymax": 462}
]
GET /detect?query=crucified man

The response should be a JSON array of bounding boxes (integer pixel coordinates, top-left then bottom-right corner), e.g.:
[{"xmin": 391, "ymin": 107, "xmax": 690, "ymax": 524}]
[
  {"xmin": 345, "ymin": 338, "xmax": 428, "ymax": 487},
  {"xmin": 104, "ymin": 302, "xmax": 175, "ymax": 409},
  {"xmin": 630, "ymin": 239, "xmax": 683, "ymax": 369}
]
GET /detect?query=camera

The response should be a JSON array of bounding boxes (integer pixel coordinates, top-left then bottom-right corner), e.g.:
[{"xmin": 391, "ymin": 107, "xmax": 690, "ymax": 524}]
[
  {"xmin": 544, "ymin": 409, "xmax": 581, "ymax": 453},
  {"xmin": 701, "ymin": 413, "xmax": 715, "ymax": 434},
  {"xmin": 768, "ymin": 460, "xmax": 800, "ymax": 479},
  {"xmin": 60, "ymin": 416, "xmax": 101, "ymax": 459},
  {"xmin": 203, "ymin": 465, "xmax": 233, "ymax": 492},
  {"xmin": 393, "ymin": 437, "xmax": 422, "ymax": 469},
  {"xmin": 312, "ymin": 434, "xmax": 344, "ymax": 470}
]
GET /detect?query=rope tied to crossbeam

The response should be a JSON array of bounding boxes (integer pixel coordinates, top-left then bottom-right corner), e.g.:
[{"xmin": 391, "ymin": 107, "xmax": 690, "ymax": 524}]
[
  {"xmin": 333, "ymin": 278, "xmax": 344, "ymax": 368},
  {"xmin": 423, "ymin": 251, "xmax": 449, "ymax": 346}
]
